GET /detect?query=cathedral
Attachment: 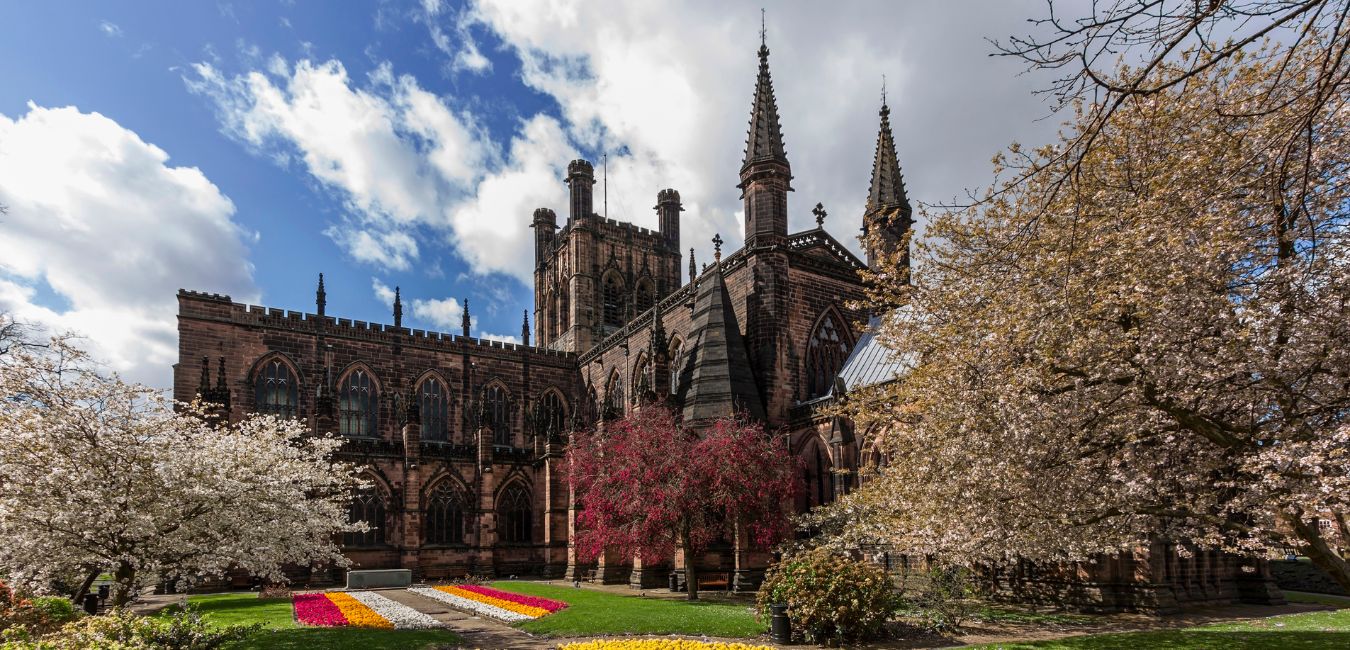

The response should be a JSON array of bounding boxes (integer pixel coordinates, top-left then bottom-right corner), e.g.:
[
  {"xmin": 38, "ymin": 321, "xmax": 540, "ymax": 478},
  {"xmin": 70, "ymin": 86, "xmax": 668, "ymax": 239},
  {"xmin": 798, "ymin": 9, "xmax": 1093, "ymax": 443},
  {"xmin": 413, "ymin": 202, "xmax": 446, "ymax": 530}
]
[
  {"xmin": 174, "ymin": 35, "xmax": 1282, "ymax": 611},
  {"xmin": 175, "ymin": 34, "xmax": 887, "ymax": 590}
]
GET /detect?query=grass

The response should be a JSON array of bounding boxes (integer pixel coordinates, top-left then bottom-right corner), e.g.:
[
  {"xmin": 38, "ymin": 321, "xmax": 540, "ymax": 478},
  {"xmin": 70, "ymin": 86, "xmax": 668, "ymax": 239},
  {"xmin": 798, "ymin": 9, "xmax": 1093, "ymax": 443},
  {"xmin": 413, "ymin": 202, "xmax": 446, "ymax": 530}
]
[
  {"xmin": 968, "ymin": 604, "xmax": 1350, "ymax": 649},
  {"xmin": 179, "ymin": 592, "xmax": 462, "ymax": 650},
  {"xmin": 489, "ymin": 580, "xmax": 767, "ymax": 638},
  {"xmin": 1284, "ymin": 591, "xmax": 1350, "ymax": 609}
]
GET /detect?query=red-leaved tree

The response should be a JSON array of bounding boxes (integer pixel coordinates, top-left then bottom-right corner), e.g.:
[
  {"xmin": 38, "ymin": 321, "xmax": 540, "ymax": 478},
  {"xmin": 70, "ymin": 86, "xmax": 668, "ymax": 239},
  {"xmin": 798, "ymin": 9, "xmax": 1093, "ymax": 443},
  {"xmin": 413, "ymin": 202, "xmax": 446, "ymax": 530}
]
[{"xmin": 567, "ymin": 403, "xmax": 797, "ymax": 600}]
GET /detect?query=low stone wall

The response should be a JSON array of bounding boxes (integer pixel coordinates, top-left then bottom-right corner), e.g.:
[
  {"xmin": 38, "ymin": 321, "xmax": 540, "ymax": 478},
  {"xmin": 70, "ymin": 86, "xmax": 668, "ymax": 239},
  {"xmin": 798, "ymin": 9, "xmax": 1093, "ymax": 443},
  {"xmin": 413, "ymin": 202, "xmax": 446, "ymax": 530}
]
[{"xmin": 1271, "ymin": 559, "xmax": 1347, "ymax": 596}]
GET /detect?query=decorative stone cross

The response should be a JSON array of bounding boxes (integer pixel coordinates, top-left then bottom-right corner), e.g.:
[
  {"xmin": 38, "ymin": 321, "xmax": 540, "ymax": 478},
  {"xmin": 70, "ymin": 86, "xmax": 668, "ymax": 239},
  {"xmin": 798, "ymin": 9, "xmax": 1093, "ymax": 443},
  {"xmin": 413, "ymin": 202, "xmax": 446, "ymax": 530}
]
[
  {"xmin": 813, "ymin": 202, "xmax": 827, "ymax": 227},
  {"xmin": 712, "ymin": 233, "xmax": 723, "ymax": 262}
]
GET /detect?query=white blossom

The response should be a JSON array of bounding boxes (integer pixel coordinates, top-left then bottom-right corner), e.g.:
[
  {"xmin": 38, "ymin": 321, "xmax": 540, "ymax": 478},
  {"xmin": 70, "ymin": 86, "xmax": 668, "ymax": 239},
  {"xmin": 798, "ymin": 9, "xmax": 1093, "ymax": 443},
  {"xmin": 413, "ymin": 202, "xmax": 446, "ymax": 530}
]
[{"xmin": 0, "ymin": 333, "xmax": 366, "ymax": 605}]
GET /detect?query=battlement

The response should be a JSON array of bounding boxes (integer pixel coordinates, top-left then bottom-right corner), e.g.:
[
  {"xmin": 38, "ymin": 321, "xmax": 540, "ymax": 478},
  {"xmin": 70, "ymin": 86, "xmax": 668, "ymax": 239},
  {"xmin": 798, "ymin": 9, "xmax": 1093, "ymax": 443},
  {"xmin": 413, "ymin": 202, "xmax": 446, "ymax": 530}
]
[{"xmin": 177, "ymin": 289, "xmax": 575, "ymax": 361}]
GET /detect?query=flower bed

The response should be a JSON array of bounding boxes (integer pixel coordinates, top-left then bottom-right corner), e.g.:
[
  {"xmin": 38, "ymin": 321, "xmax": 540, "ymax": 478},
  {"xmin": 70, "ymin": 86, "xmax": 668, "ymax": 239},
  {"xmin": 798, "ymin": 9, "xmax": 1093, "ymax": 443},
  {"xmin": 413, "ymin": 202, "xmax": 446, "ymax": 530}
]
[
  {"xmin": 558, "ymin": 641, "xmax": 776, "ymax": 650},
  {"xmin": 457, "ymin": 584, "xmax": 568, "ymax": 612},
  {"xmin": 347, "ymin": 590, "xmax": 443, "ymax": 630},
  {"xmin": 292, "ymin": 591, "xmax": 443, "ymax": 629},
  {"xmin": 408, "ymin": 585, "xmax": 567, "ymax": 623}
]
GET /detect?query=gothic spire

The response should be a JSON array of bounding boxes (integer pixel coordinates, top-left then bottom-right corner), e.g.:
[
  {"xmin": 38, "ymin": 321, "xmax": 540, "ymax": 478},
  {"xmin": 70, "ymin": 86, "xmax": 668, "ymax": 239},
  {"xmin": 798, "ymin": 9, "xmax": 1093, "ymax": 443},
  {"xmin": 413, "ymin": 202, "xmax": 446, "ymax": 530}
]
[
  {"xmin": 198, "ymin": 356, "xmax": 211, "ymax": 394},
  {"xmin": 461, "ymin": 299, "xmax": 471, "ymax": 337},
  {"xmin": 866, "ymin": 97, "xmax": 912, "ymax": 219},
  {"xmin": 316, "ymin": 273, "xmax": 327, "ymax": 316},
  {"xmin": 741, "ymin": 23, "xmax": 789, "ymax": 172},
  {"xmin": 521, "ymin": 310, "xmax": 531, "ymax": 346},
  {"xmin": 689, "ymin": 247, "xmax": 697, "ymax": 284},
  {"xmin": 393, "ymin": 286, "xmax": 403, "ymax": 328}
]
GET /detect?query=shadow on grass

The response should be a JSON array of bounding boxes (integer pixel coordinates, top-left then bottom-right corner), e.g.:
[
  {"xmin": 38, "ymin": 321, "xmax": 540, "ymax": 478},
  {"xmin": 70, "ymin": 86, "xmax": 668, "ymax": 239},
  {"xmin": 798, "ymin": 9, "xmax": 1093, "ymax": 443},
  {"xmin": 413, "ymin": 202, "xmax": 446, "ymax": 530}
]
[{"xmin": 1013, "ymin": 630, "xmax": 1350, "ymax": 649}]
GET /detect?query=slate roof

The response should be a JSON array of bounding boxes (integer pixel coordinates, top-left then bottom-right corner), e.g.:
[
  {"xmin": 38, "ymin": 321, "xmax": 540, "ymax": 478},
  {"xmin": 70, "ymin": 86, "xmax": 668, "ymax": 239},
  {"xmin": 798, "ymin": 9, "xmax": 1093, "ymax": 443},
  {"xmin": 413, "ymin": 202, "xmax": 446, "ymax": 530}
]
[
  {"xmin": 678, "ymin": 262, "xmax": 766, "ymax": 423},
  {"xmin": 833, "ymin": 314, "xmax": 914, "ymax": 395}
]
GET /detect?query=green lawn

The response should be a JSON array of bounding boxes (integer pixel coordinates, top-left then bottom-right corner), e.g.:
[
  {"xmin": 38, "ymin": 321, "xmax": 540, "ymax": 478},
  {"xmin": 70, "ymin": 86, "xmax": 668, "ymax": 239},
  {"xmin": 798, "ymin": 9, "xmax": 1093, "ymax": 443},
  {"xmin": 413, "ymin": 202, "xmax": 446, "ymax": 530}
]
[
  {"xmin": 489, "ymin": 580, "xmax": 767, "ymax": 638},
  {"xmin": 968, "ymin": 604, "xmax": 1350, "ymax": 649},
  {"xmin": 181, "ymin": 592, "xmax": 462, "ymax": 650}
]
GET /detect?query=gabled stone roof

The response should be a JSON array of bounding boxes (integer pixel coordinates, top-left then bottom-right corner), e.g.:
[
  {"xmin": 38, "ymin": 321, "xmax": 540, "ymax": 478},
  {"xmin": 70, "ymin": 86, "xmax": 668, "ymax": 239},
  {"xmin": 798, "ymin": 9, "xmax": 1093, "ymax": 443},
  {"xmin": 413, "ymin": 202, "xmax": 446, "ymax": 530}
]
[{"xmin": 678, "ymin": 262, "xmax": 765, "ymax": 423}]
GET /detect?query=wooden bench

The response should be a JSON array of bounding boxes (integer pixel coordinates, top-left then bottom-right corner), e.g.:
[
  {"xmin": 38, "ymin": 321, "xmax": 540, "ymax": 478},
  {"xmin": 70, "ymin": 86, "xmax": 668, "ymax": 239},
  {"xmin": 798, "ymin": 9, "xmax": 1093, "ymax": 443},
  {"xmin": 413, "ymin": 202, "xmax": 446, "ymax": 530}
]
[{"xmin": 694, "ymin": 572, "xmax": 733, "ymax": 592}]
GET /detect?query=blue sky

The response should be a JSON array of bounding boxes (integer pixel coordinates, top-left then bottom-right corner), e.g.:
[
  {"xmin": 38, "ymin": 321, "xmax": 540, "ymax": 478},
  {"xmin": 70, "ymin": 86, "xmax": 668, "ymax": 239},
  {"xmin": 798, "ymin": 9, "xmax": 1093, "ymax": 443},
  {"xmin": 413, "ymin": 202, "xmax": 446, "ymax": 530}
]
[{"xmin": 0, "ymin": 1, "xmax": 1062, "ymax": 386}]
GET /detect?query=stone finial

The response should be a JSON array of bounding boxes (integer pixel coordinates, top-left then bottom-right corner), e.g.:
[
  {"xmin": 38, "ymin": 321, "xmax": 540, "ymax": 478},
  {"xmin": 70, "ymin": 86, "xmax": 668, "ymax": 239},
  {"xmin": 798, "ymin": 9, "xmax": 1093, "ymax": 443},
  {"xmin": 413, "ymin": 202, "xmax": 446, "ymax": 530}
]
[
  {"xmin": 522, "ymin": 310, "xmax": 531, "ymax": 346},
  {"xmin": 712, "ymin": 233, "xmax": 723, "ymax": 262},
  {"xmin": 316, "ymin": 273, "xmax": 327, "ymax": 316},
  {"xmin": 813, "ymin": 202, "xmax": 827, "ymax": 227},
  {"xmin": 689, "ymin": 247, "xmax": 697, "ymax": 283},
  {"xmin": 461, "ymin": 298, "xmax": 471, "ymax": 337},
  {"xmin": 393, "ymin": 286, "xmax": 403, "ymax": 328},
  {"xmin": 215, "ymin": 356, "xmax": 227, "ymax": 391}
]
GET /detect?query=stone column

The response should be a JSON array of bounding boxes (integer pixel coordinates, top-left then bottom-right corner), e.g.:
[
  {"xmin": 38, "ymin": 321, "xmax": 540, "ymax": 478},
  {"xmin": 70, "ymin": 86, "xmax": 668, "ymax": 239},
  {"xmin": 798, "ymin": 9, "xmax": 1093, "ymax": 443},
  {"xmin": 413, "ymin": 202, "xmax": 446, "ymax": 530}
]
[
  {"xmin": 629, "ymin": 553, "xmax": 670, "ymax": 589},
  {"xmin": 400, "ymin": 421, "xmax": 422, "ymax": 577},
  {"xmin": 543, "ymin": 452, "xmax": 566, "ymax": 578},
  {"xmin": 593, "ymin": 547, "xmax": 630, "ymax": 584},
  {"xmin": 473, "ymin": 426, "xmax": 497, "ymax": 577}
]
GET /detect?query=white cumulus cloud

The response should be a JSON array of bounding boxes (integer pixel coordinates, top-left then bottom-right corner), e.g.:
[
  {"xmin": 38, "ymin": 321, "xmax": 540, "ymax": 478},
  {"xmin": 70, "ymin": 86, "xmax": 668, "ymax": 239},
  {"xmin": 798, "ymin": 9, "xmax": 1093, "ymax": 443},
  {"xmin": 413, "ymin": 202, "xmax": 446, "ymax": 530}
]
[{"xmin": 0, "ymin": 103, "xmax": 258, "ymax": 387}]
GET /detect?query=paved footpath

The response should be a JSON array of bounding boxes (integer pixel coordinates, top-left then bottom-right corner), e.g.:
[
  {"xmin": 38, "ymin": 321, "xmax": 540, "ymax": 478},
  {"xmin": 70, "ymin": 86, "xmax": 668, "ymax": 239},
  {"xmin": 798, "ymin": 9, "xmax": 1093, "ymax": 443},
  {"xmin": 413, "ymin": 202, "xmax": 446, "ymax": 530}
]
[{"xmin": 380, "ymin": 587, "xmax": 561, "ymax": 649}]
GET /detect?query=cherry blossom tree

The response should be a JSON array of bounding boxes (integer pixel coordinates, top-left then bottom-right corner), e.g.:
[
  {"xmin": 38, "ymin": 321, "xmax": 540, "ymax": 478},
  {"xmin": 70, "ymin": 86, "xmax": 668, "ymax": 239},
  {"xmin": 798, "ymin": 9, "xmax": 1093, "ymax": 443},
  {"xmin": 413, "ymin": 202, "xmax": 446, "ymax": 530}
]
[
  {"xmin": 0, "ymin": 334, "xmax": 365, "ymax": 606},
  {"xmin": 828, "ymin": 39, "xmax": 1350, "ymax": 590},
  {"xmin": 566, "ymin": 404, "xmax": 797, "ymax": 600}
]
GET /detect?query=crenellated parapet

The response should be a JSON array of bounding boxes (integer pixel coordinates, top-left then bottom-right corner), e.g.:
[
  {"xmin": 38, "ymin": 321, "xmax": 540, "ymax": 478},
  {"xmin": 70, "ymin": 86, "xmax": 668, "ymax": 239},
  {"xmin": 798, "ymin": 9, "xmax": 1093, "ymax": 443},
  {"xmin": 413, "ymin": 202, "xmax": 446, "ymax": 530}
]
[{"xmin": 176, "ymin": 290, "xmax": 575, "ymax": 362}]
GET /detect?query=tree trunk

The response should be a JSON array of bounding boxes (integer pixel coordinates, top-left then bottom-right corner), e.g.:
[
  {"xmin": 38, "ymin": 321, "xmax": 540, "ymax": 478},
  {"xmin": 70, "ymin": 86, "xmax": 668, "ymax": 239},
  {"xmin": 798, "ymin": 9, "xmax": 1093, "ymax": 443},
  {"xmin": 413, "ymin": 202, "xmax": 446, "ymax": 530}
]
[
  {"xmin": 111, "ymin": 561, "xmax": 137, "ymax": 608},
  {"xmin": 70, "ymin": 566, "xmax": 101, "ymax": 604},
  {"xmin": 1284, "ymin": 512, "xmax": 1350, "ymax": 594},
  {"xmin": 682, "ymin": 522, "xmax": 699, "ymax": 601}
]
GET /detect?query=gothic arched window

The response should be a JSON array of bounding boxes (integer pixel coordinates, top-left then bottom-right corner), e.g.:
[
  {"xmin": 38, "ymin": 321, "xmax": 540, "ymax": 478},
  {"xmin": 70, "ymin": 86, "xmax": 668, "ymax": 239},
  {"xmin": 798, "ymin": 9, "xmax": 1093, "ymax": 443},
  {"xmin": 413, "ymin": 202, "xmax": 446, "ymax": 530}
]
[
  {"xmin": 602, "ymin": 273, "xmax": 625, "ymax": 327},
  {"xmin": 635, "ymin": 279, "xmax": 654, "ymax": 314},
  {"xmin": 806, "ymin": 311, "xmax": 851, "ymax": 399},
  {"xmin": 560, "ymin": 289, "xmax": 570, "ymax": 331},
  {"xmin": 539, "ymin": 390, "xmax": 567, "ymax": 440},
  {"xmin": 484, "ymin": 383, "xmax": 512, "ymax": 447},
  {"xmin": 418, "ymin": 376, "xmax": 449, "ymax": 442},
  {"xmin": 254, "ymin": 358, "xmax": 298, "ymax": 418},
  {"xmin": 425, "ymin": 482, "xmax": 466, "ymax": 545},
  {"xmin": 339, "ymin": 368, "xmax": 378, "ymax": 437},
  {"xmin": 498, "ymin": 484, "xmax": 532, "ymax": 543},
  {"xmin": 344, "ymin": 488, "xmax": 386, "ymax": 547}
]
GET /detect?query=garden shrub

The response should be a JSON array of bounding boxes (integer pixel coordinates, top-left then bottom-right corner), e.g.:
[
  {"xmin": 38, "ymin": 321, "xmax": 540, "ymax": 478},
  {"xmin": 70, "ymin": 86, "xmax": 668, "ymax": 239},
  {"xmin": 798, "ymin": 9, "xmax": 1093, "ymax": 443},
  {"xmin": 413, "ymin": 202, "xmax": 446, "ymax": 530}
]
[
  {"xmin": 1, "ymin": 582, "xmax": 77, "ymax": 642},
  {"xmin": 755, "ymin": 548, "xmax": 898, "ymax": 644},
  {"xmin": 2, "ymin": 605, "xmax": 259, "ymax": 649}
]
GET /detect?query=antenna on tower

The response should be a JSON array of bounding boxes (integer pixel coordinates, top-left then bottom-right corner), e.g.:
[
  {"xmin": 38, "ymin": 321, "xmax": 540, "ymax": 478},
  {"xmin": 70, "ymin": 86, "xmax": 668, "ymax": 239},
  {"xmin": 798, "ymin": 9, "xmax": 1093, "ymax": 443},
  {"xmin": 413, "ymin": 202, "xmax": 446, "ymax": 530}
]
[{"xmin": 603, "ymin": 151, "xmax": 608, "ymax": 219}]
